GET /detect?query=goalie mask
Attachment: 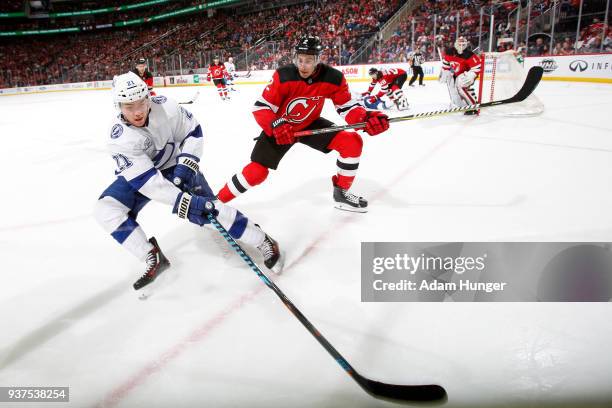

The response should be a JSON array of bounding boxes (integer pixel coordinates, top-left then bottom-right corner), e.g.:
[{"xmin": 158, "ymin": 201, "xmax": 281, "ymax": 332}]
[{"xmin": 454, "ymin": 37, "xmax": 469, "ymax": 54}]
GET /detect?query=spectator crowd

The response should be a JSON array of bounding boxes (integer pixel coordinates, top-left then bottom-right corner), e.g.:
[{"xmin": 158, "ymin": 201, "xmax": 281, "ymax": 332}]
[{"xmin": 0, "ymin": 0, "xmax": 610, "ymax": 88}]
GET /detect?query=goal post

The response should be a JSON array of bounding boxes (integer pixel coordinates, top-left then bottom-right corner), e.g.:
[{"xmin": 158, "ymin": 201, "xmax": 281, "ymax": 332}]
[{"xmin": 478, "ymin": 50, "xmax": 545, "ymax": 116}]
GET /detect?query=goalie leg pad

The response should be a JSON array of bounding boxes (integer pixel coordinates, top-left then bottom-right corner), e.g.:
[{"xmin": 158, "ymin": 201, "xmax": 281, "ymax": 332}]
[
  {"xmin": 457, "ymin": 84, "xmax": 477, "ymax": 105},
  {"xmin": 447, "ymin": 79, "xmax": 466, "ymax": 107}
]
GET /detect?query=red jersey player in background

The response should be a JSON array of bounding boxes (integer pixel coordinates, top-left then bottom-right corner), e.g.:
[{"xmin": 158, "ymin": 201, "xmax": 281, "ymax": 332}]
[
  {"xmin": 216, "ymin": 36, "xmax": 389, "ymax": 213},
  {"xmin": 362, "ymin": 67, "xmax": 409, "ymax": 110},
  {"xmin": 207, "ymin": 56, "xmax": 230, "ymax": 101},
  {"xmin": 440, "ymin": 36, "xmax": 481, "ymax": 115},
  {"xmin": 131, "ymin": 58, "xmax": 155, "ymax": 96}
]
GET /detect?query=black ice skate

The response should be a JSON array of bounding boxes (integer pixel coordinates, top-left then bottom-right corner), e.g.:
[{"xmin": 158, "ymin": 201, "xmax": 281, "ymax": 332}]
[
  {"xmin": 257, "ymin": 234, "xmax": 284, "ymax": 274},
  {"xmin": 133, "ymin": 237, "xmax": 170, "ymax": 291},
  {"xmin": 333, "ymin": 185, "xmax": 368, "ymax": 213},
  {"xmin": 464, "ymin": 109, "xmax": 478, "ymax": 115}
]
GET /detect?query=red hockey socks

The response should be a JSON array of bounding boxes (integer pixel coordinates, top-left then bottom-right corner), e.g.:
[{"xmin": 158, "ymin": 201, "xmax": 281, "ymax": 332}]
[
  {"xmin": 327, "ymin": 131, "xmax": 363, "ymax": 190},
  {"xmin": 217, "ymin": 161, "xmax": 270, "ymax": 202}
]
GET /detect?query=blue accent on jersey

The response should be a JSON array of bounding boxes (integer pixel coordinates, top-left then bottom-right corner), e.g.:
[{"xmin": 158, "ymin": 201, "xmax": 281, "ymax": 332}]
[
  {"xmin": 111, "ymin": 124, "xmax": 124, "ymax": 139},
  {"xmin": 151, "ymin": 95, "xmax": 167, "ymax": 104},
  {"xmin": 128, "ymin": 167, "xmax": 157, "ymax": 191},
  {"xmin": 111, "ymin": 217, "xmax": 139, "ymax": 244},
  {"xmin": 180, "ymin": 105, "xmax": 193, "ymax": 120},
  {"xmin": 113, "ymin": 153, "xmax": 133, "ymax": 175},
  {"xmin": 228, "ymin": 210, "xmax": 248, "ymax": 239},
  {"xmin": 185, "ymin": 124, "xmax": 203, "ymax": 139},
  {"xmin": 151, "ymin": 142, "xmax": 175, "ymax": 168}
]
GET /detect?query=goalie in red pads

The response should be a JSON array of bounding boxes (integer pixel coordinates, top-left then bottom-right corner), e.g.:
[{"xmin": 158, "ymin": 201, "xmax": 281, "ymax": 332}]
[
  {"xmin": 440, "ymin": 37, "xmax": 482, "ymax": 115},
  {"xmin": 216, "ymin": 36, "xmax": 389, "ymax": 213}
]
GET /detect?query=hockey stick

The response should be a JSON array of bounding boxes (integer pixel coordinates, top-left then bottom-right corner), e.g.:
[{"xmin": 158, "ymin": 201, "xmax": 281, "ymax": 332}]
[
  {"xmin": 179, "ymin": 90, "xmax": 200, "ymax": 104},
  {"xmin": 233, "ymin": 69, "xmax": 252, "ymax": 78},
  {"xmin": 294, "ymin": 66, "xmax": 544, "ymax": 137},
  {"xmin": 205, "ymin": 213, "xmax": 447, "ymax": 403}
]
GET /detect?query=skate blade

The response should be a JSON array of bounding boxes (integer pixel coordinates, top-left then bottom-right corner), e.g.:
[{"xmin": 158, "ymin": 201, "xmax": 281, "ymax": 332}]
[
  {"xmin": 334, "ymin": 203, "xmax": 368, "ymax": 213},
  {"xmin": 137, "ymin": 268, "xmax": 176, "ymax": 300},
  {"xmin": 269, "ymin": 250, "xmax": 285, "ymax": 275}
]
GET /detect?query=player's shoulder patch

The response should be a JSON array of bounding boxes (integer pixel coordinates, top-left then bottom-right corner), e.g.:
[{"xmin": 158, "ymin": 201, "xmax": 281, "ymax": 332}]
[
  {"xmin": 179, "ymin": 105, "xmax": 193, "ymax": 120},
  {"xmin": 276, "ymin": 65, "xmax": 300, "ymax": 83},
  {"xmin": 151, "ymin": 95, "xmax": 167, "ymax": 104},
  {"xmin": 110, "ymin": 123, "xmax": 124, "ymax": 139},
  {"xmin": 317, "ymin": 64, "xmax": 343, "ymax": 86}
]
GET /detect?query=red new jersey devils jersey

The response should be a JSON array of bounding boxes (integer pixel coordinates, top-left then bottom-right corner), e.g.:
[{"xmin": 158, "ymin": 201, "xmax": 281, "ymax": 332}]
[
  {"xmin": 207, "ymin": 64, "xmax": 227, "ymax": 80},
  {"xmin": 253, "ymin": 64, "xmax": 366, "ymax": 136},
  {"xmin": 442, "ymin": 48, "xmax": 481, "ymax": 77},
  {"xmin": 131, "ymin": 68, "xmax": 154, "ymax": 90},
  {"xmin": 366, "ymin": 68, "xmax": 407, "ymax": 97}
]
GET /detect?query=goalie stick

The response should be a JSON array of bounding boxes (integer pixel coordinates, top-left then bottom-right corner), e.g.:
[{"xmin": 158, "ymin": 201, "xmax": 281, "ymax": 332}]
[
  {"xmin": 179, "ymin": 90, "xmax": 200, "ymax": 104},
  {"xmin": 205, "ymin": 212, "xmax": 447, "ymax": 403},
  {"xmin": 294, "ymin": 66, "xmax": 544, "ymax": 137}
]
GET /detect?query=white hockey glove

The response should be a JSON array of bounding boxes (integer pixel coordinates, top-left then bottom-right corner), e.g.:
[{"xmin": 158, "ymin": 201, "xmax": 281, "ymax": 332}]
[{"xmin": 457, "ymin": 71, "xmax": 477, "ymax": 88}]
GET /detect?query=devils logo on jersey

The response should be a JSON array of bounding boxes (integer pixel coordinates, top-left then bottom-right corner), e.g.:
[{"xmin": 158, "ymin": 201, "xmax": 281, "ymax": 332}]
[{"xmin": 283, "ymin": 96, "xmax": 323, "ymax": 124}]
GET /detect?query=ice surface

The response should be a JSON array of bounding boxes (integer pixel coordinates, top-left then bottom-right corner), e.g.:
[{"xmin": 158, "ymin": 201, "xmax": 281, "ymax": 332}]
[{"xmin": 0, "ymin": 80, "xmax": 611, "ymax": 407}]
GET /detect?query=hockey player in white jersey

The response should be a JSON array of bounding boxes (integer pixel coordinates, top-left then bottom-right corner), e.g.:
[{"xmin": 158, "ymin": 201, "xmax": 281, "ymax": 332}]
[
  {"xmin": 94, "ymin": 72, "xmax": 283, "ymax": 293},
  {"xmin": 224, "ymin": 57, "xmax": 236, "ymax": 92}
]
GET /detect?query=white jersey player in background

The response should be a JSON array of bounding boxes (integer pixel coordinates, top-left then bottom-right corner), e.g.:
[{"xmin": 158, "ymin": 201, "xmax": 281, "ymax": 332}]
[
  {"xmin": 224, "ymin": 56, "xmax": 236, "ymax": 92},
  {"xmin": 94, "ymin": 72, "xmax": 283, "ymax": 294}
]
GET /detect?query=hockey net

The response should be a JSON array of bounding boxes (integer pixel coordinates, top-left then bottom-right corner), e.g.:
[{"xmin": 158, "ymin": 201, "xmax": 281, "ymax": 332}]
[{"xmin": 477, "ymin": 50, "xmax": 544, "ymax": 116}]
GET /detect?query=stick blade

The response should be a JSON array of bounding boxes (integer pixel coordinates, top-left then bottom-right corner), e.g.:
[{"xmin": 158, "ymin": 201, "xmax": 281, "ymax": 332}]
[
  {"xmin": 503, "ymin": 66, "xmax": 544, "ymax": 104},
  {"xmin": 360, "ymin": 376, "xmax": 447, "ymax": 403}
]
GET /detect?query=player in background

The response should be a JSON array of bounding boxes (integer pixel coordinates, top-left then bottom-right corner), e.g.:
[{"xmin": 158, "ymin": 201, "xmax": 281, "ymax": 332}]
[
  {"xmin": 362, "ymin": 67, "xmax": 409, "ymax": 111},
  {"xmin": 354, "ymin": 91, "xmax": 393, "ymax": 111},
  {"xmin": 408, "ymin": 51, "xmax": 425, "ymax": 87},
  {"xmin": 94, "ymin": 72, "xmax": 283, "ymax": 294},
  {"xmin": 440, "ymin": 36, "xmax": 481, "ymax": 115},
  {"xmin": 216, "ymin": 36, "xmax": 389, "ymax": 213},
  {"xmin": 131, "ymin": 57, "xmax": 155, "ymax": 96},
  {"xmin": 224, "ymin": 56, "xmax": 237, "ymax": 92},
  {"xmin": 207, "ymin": 56, "xmax": 230, "ymax": 100}
]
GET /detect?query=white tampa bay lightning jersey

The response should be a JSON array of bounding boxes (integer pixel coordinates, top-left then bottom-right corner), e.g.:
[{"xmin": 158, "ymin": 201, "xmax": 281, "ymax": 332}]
[
  {"xmin": 107, "ymin": 95, "xmax": 203, "ymax": 206},
  {"xmin": 224, "ymin": 62, "xmax": 235, "ymax": 74}
]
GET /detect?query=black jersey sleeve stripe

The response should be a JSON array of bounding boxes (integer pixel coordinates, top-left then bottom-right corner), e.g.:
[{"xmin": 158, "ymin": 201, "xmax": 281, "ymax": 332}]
[{"xmin": 336, "ymin": 103, "xmax": 360, "ymax": 114}]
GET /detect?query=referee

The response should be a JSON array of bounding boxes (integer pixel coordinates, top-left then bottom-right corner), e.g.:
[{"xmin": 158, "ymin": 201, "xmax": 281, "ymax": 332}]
[{"xmin": 408, "ymin": 51, "xmax": 425, "ymax": 86}]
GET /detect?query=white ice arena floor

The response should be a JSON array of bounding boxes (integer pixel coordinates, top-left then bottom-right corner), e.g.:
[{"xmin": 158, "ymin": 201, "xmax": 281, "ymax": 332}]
[{"xmin": 1, "ymin": 79, "xmax": 611, "ymax": 408}]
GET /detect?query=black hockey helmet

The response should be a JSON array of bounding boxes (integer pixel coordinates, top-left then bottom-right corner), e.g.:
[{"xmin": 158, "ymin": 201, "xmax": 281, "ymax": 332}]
[
  {"xmin": 136, "ymin": 57, "xmax": 146, "ymax": 65},
  {"xmin": 294, "ymin": 35, "xmax": 323, "ymax": 56},
  {"xmin": 368, "ymin": 67, "xmax": 379, "ymax": 76}
]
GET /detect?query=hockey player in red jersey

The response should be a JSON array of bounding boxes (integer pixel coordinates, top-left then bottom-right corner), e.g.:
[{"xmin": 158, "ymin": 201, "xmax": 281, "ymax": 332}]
[
  {"xmin": 440, "ymin": 37, "xmax": 481, "ymax": 115},
  {"xmin": 207, "ymin": 56, "xmax": 230, "ymax": 101},
  {"xmin": 132, "ymin": 57, "xmax": 156, "ymax": 96},
  {"xmin": 362, "ymin": 67, "xmax": 409, "ymax": 110},
  {"xmin": 216, "ymin": 36, "xmax": 390, "ymax": 213}
]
